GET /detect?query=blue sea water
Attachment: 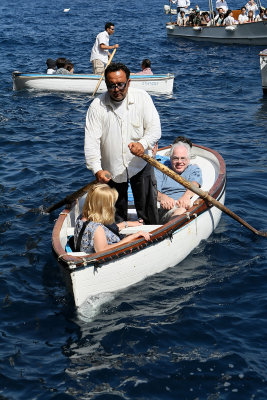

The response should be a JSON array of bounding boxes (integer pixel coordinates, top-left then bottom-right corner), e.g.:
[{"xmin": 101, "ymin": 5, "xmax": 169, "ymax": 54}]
[{"xmin": 1, "ymin": 0, "xmax": 267, "ymax": 398}]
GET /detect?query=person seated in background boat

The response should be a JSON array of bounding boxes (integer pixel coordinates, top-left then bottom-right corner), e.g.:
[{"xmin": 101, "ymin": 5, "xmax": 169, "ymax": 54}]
[
  {"xmin": 173, "ymin": 135, "xmax": 192, "ymax": 147},
  {"xmin": 245, "ymin": 0, "xmax": 258, "ymax": 16},
  {"xmin": 247, "ymin": 10, "xmax": 255, "ymax": 22},
  {"xmin": 215, "ymin": 0, "xmax": 228, "ymax": 13},
  {"xmin": 155, "ymin": 142, "xmax": 202, "ymax": 223},
  {"xmin": 263, "ymin": 8, "xmax": 267, "ymax": 20},
  {"xmin": 238, "ymin": 7, "xmax": 249, "ymax": 24},
  {"xmin": 193, "ymin": 10, "xmax": 202, "ymax": 26},
  {"xmin": 255, "ymin": 8, "xmax": 264, "ymax": 21},
  {"xmin": 223, "ymin": 10, "xmax": 237, "ymax": 25},
  {"xmin": 201, "ymin": 11, "xmax": 211, "ymax": 26},
  {"xmin": 214, "ymin": 8, "xmax": 225, "ymax": 25},
  {"xmin": 135, "ymin": 59, "xmax": 153, "ymax": 75},
  {"xmin": 74, "ymin": 183, "xmax": 150, "ymax": 254},
  {"xmin": 55, "ymin": 57, "xmax": 72, "ymax": 74},
  {"xmin": 46, "ymin": 58, "xmax": 57, "ymax": 74},
  {"xmin": 177, "ymin": 10, "xmax": 188, "ymax": 25},
  {"xmin": 56, "ymin": 57, "xmax": 67, "ymax": 69},
  {"xmin": 188, "ymin": 9, "xmax": 197, "ymax": 25},
  {"xmin": 64, "ymin": 62, "xmax": 74, "ymax": 74}
]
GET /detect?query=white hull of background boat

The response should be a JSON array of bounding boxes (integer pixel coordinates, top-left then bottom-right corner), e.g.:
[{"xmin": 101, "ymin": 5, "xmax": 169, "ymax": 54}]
[
  {"xmin": 166, "ymin": 21, "xmax": 267, "ymax": 45},
  {"xmin": 52, "ymin": 145, "xmax": 226, "ymax": 307},
  {"xmin": 259, "ymin": 49, "xmax": 267, "ymax": 94},
  {"xmin": 12, "ymin": 72, "xmax": 175, "ymax": 95}
]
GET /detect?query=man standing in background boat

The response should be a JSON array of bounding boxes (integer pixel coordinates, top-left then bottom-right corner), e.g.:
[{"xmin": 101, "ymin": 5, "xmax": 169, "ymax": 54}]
[
  {"xmin": 90, "ymin": 22, "xmax": 119, "ymax": 75},
  {"xmin": 215, "ymin": 0, "xmax": 228, "ymax": 12},
  {"xmin": 172, "ymin": 0, "xmax": 190, "ymax": 16},
  {"xmin": 84, "ymin": 62, "xmax": 161, "ymax": 225}
]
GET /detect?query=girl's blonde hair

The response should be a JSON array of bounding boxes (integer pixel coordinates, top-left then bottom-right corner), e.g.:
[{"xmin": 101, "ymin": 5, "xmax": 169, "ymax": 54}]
[{"xmin": 82, "ymin": 183, "xmax": 118, "ymax": 225}]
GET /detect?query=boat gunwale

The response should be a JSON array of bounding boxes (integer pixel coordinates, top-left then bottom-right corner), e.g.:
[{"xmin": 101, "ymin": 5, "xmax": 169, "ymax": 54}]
[
  {"xmin": 52, "ymin": 144, "xmax": 226, "ymax": 270},
  {"xmin": 12, "ymin": 72, "xmax": 175, "ymax": 80}
]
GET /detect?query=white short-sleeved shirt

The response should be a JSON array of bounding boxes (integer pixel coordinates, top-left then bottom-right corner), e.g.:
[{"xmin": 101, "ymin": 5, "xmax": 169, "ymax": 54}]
[
  {"xmin": 90, "ymin": 30, "xmax": 109, "ymax": 63},
  {"xmin": 238, "ymin": 14, "xmax": 248, "ymax": 23}
]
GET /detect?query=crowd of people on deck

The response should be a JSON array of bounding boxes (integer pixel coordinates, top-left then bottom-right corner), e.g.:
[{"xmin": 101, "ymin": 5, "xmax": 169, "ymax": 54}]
[{"xmin": 171, "ymin": 0, "xmax": 267, "ymax": 26}]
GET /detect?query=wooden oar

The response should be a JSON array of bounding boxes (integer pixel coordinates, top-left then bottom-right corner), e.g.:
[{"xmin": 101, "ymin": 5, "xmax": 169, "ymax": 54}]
[
  {"xmin": 140, "ymin": 153, "xmax": 267, "ymax": 238},
  {"xmin": 44, "ymin": 180, "xmax": 97, "ymax": 214},
  {"xmin": 92, "ymin": 48, "xmax": 117, "ymax": 97},
  {"xmin": 43, "ymin": 172, "xmax": 112, "ymax": 213}
]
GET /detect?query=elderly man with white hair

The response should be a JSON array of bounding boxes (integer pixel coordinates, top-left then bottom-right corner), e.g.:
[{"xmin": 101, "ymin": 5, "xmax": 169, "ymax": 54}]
[{"xmin": 155, "ymin": 142, "xmax": 202, "ymax": 222}]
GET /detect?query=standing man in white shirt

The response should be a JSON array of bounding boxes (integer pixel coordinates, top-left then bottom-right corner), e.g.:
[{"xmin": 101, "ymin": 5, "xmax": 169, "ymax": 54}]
[
  {"xmin": 172, "ymin": 0, "xmax": 190, "ymax": 16},
  {"xmin": 90, "ymin": 22, "xmax": 119, "ymax": 75},
  {"xmin": 215, "ymin": 0, "xmax": 228, "ymax": 12},
  {"xmin": 84, "ymin": 62, "xmax": 161, "ymax": 224}
]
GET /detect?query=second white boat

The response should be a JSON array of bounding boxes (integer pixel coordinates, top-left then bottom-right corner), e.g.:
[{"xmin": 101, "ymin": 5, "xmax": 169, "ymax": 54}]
[{"xmin": 12, "ymin": 72, "xmax": 175, "ymax": 95}]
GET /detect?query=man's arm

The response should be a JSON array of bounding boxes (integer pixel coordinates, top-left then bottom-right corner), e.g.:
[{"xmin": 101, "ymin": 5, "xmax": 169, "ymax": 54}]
[
  {"xmin": 100, "ymin": 43, "xmax": 119, "ymax": 51},
  {"xmin": 84, "ymin": 101, "xmax": 112, "ymax": 182}
]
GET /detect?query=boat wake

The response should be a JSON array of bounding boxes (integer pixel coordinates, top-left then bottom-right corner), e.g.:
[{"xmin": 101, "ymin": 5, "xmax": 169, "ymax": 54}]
[{"xmin": 77, "ymin": 292, "xmax": 116, "ymax": 322}]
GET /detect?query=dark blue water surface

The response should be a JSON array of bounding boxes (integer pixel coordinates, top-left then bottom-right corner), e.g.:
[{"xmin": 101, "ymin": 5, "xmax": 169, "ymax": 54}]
[{"xmin": 1, "ymin": 0, "xmax": 267, "ymax": 398}]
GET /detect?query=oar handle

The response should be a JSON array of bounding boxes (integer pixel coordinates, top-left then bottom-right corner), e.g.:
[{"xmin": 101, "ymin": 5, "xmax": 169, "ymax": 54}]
[
  {"xmin": 140, "ymin": 153, "xmax": 267, "ymax": 238},
  {"xmin": 92, "ymin": 48, "xmax": 117, "ymax": 97}
]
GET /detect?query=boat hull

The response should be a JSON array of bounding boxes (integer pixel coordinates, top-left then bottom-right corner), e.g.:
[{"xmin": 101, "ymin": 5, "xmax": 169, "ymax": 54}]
[
  {"xmin": 260, "ymin": 49, "xmax": 267, "ymax": 94},
  {"xmin": 12, "ymin": 72, "xmax": 174, "ymax": 95},
  {"xmin": 166, "ymin": 21, "xmax": 267, "ymax": 45},
  {"xmin": 52, "ymin": 145, "xmax": 226, "ymax": 307}
]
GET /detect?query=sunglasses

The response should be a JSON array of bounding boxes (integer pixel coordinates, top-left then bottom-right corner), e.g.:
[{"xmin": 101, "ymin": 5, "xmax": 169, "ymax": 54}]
[{"xmin": 106, "ymin": 82, "xmax": 127, "ymax": 91}]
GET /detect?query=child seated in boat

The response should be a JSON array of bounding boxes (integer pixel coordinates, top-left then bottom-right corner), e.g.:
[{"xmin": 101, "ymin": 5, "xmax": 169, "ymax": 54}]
[
  {"xmin": 238, "ymin": 7, "xmax": 249, "ymax": 24},
  {"xmin": 214, "ymin": 8, "xmax": 225, "ymax": 25},
  {"xmin": 255, "ymin": 8, "xmax": 264, "ymax": 21},
  {"xmin": 55, "ymin": 58, "xmax": 73, "ymax": 74},
  {"xmin": 247, "ymin": 10, "xmax": 255, "ymax": 22},
  {"xmin": 223, "ymin": 10, "xmax": 237, "ymax": 25},
  {"xmin": 74, "ymin": 183, "xmax": 151, "ymax": 253},
  {"xmin": 46, "ymin": 58, "xmax": 57, "ymax": 74},
  {"xmin": 155, "ymin": 141, "xmax": 202, "ymax": 223},
  {"xmin": 64, "ymin": 62, "xmax": 74, "ymax": 74},
  {"xmin": 177, "ymin": 10, "xmax": 188, "ymax": 26},
  {"xmin": 193, "ymin": 10, "xmax": 202, "ymax": 26},
  {"xmin": 201, "ymin": 11, "xmax": 211, "ymax": 26},
  {"xmin": 134, "ymin": 59, "xmax": 153, "ymax": 75}
]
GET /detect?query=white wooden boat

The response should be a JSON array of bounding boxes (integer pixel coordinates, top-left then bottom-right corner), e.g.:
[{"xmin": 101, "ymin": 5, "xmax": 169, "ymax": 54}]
[
  {"xmin": 166, "ymin": 21, "xmax": 267, "ymax": 45},
  {"xmin": 52, "ymin": 144, "xmax": 226, "ymax": 308},
  {"xmin": 259, "ymin": 48, "xmax": 267, "ymax": 94},
  {"xmin": 12, "ymin": 72, "xmax": 175, "ymax": 95}
]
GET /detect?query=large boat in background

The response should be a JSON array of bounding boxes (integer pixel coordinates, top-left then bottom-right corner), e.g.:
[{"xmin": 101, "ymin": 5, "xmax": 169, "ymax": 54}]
[
  {"xmin": 166, "ymin": 20, "xmax": 267, "ymax": 45},
  {"xmin": 52, "ymin": 144, "xmax": 226, "ymax": 307},
  {"xmin": 12, "ymin": 72, "xmax": 175, "ymax": 95},
  {"xmin": 259, "ymin": 49, "xmax": 267, "ymax": 94}
]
